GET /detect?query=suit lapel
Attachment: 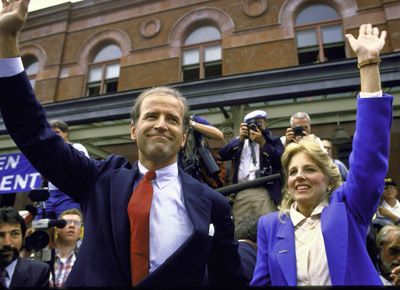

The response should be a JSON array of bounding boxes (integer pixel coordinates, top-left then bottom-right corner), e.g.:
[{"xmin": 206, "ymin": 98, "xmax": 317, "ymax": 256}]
[
  {"xmin": 179, "ymin": 169, "xmax": 211, "ymax": 235},
  {"xmin": 321, "ymin": 202, "xmax": 348, "ymax": 285},
  {"xmin": 10, "ymin": 258, "xmax": 28, "ymax": 287},
  {"xmin": 275, "ymin": 216, "xmax": 297, "ymax": 286},
  {"xmin": 110, "ymin": 162, "xmax": 140, "ymax": 284}
]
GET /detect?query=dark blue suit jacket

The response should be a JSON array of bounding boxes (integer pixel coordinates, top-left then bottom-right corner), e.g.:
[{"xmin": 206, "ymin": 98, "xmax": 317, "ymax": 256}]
[
  {"xmin": 10, "ymin": 258, "xmax": 50, "ymax": 288},
  {"xmin": 251, "ymin": 95, "xmax": 393, "ymax": 286},
  {"xmin": 219, "ymin": 129, "xmax": 283, "ymax": 204},
  {"xmin": 0, "ymin": 72, "xmax": 245, "ymax": 287}
]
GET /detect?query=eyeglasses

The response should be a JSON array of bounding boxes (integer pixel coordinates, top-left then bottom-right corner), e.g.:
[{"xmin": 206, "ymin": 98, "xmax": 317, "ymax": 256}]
[{"xmin": 64, "ymin": 219, "xmax": 82, "ymax": 227}]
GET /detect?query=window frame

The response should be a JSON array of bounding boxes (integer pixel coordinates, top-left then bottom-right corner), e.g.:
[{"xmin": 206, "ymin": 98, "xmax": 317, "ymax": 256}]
[
  {"xmin": 86, "ymin": 45, "xmax": 121, "ymax": 97},
  {"xmin": 182, "ymin": 39, "xmax": 222, "ymax": 81},
  {"xmin": 295, "ymin": 6, "xmax": 344, "ymax": 64}
]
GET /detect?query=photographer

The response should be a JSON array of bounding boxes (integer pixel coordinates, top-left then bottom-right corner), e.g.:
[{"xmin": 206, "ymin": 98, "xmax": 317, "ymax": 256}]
[
  {"xmin": 219, "ymin": 110, "xmax": 283, "ymax": 226},
  {"xmin": 50, "ymin": 208, "xmax": 83, "ymax": 288},
  {"xmin": 280, "ymin": 111, "xmax": 321, "ymax": 146},
  {"xmin": 180, "ymin": 115, "xmax": 225, "ymax": 188}
]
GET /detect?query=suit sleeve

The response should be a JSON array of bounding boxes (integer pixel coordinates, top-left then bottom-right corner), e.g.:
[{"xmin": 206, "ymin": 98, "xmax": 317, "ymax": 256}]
[
  {"xmin": 0, "ymin": 72, "xmax": 97, "ymax": 202},
  {"xmin": 250, "ymin": 216, "xmax": 271, "ymax": 286},
  {"xmin": 36, "ymin": 263, "xmax": 51, "ymax": 288}
]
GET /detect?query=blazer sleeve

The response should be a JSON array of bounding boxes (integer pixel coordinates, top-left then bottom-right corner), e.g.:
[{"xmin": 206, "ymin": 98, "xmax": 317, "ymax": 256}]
[
  {"xmin": 333, "ymin": 94, "xmax": 393, "ymax": 226},
  {"xmin": 219, "ymin": 137, "xmax": 243, "ymax": 161}
]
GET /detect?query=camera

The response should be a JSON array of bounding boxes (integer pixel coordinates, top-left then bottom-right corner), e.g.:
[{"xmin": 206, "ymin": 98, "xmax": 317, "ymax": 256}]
[
  {"xmin": 293, "ymin": 125, "xmax": 305, "ymax": 137},
  {"xmin": 245, "ymin": 118, "xmax": 262, "ymax": 138},
  {"xmin": 247, "ymin": 122, "xmax": 259, "ymax": 132},
  {"xmin": 255, "ymin": 166, "xmax": 272, "ymax": 178},
  {"xmin": 25, "ymin": 187, "xmax": 66, "ymax": 262}
]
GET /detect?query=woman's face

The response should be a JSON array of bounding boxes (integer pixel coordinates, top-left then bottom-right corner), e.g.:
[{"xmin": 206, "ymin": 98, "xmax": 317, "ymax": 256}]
[{"xmin": 287, "ymin": 151, "xmax": 329, "ymax": 215}]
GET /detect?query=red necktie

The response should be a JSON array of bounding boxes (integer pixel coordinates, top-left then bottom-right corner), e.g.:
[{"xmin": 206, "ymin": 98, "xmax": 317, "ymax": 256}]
[{"xmin": 128, "ymin": 170, "xmax": 156, "ymax": 286}]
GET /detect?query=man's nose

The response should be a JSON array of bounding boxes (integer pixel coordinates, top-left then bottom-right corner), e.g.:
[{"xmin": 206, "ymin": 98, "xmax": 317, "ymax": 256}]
[
  {"xmin": 154, "ymin": 116, "xmax": 167, "ymax": 129},
  {"xmin": 2, "ymin": 234, "xmax": 12, "ymax": 246}
]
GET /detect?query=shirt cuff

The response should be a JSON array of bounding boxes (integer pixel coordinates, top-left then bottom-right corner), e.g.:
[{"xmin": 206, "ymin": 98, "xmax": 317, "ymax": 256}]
[
  {"xmin": 0, "ymin": 57, "xmax": 24, "ymax": 77},
  {"xmin": 359, "ymin": 90, "xmax": 383, "ymax": 98}
]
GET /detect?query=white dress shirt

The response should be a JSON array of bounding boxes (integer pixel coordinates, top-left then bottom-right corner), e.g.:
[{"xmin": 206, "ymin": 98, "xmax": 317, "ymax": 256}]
[
  {"xmin": 137, "ymin": 161, "xmax": 193, "ymax": 273},
  {"xmin": 0, "ymin": 58, "xmax": 24, "ymax": 77},
  {"xmin": 290, "ymin": 201, "xmax": 332, "ymax": 286},
  {"xmin": 238, "ymin": 139, "xmax": 260, "ymax": 182}
]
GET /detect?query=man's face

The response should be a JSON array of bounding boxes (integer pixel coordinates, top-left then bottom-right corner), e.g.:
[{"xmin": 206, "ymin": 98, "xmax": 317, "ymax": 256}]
[
  {"xmin": 52, "ymin": 127, "xmax": 68, "ymax": 142},
  {"xmin": 292, "ymin": 118, "xmax": 311, "ymax": 134},
  {"xmin": 383, "ymin": 185, "xmax": 398, "ymax": 201},
  {"xmin": 56, "ymin": 214, "xmax": 82, "ymax": 244},
  {"xmin": 380, "ymin": 233, "xmax": 400, "ymax": 276},
  {"xmin": 321, "ymin": 140, "xmax": 333, "ymax": 158},
  {"xmin": 131, "ymin": 94, "xmax": 186, "ymax": 169},
  {"xmin": 0, "ymin": 223, "xmax": 22, "ymax": 267}
]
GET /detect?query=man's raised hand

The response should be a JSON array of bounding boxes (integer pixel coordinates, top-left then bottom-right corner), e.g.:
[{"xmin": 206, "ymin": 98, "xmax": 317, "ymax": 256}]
[
  {"xmin": 0, "ymin": 0, "xmax": 29, "ymax": 58},
  {"xmin": 0, "ymin": 0, "xmax": 30, "ymax": 36}
]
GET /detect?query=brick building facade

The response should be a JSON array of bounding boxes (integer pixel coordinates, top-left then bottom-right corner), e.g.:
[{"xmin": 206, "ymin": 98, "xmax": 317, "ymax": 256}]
[{"xmin": 0, "ymin": 0, "xmax": 400, "ymax": 206}]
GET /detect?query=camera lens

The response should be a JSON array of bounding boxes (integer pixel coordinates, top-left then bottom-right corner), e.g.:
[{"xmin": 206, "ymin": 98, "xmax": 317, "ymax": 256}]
[
  {"xmin": 249, "ymin": 123, "xmax": 258, "ymax": 131},
  {"xmin": 293, "ymin": 125, "xmax": 304, "ymax": 137}
]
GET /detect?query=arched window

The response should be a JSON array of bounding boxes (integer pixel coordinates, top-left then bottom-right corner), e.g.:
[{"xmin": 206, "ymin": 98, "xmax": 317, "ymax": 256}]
[
  {"xmin": 295, "ymin": 3, "xmax": 345, "ymax": 64},
  {"xmin": 86, "ymin": 44, "xmax": 121, "ymax": 96},
  {"xmin": 22, "ymin": 55, "xmax": 39, "ymax": 89},
  {"xmin": 182, "ymin": 26, "xmax": 222, "ymax": 82}
]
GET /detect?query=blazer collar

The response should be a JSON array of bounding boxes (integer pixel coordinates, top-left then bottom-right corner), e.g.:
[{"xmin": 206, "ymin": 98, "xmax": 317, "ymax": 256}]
[
  {"xmin": 110, "ymin": 163, "xmax": 140, "ymax": 284},
  {"xmin": 10, "ymin": 258, "xmax": 28, "ymax": 287},
  {"xmin": 179, "ymin": 168, "xmax": 211, "ymax": 235},
  {"xmin": 110, "ymin": 164, "xmax": 212, "ymax": 283},
  {"xmin": 275, "ymin": 214, "xmax": 297, "ymax": 286}
]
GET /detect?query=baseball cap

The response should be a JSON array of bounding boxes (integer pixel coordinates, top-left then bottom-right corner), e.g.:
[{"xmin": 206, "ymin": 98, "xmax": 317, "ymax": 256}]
[{"xmin": 384, "ymin": 177, "xmax": 397, "ymax": 187}]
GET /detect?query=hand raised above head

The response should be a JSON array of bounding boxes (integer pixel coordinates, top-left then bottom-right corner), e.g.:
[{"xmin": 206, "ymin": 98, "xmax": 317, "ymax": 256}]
[
  {"xmin": 0, "ymin": 0, "xmax": 29, "ymax": 36},
  {"xmin": 345, "ymin": 23, "xmax": 386, "ymax": 62}
]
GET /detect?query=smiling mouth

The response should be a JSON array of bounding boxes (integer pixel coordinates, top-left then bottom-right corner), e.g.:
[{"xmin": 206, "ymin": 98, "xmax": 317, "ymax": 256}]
[
  {"xmin": 150, "ymin": 135, "xmax": 170, "ymax": 140},
  {"xmin": 295, "ymin": 185, "xmax": 310, "ymax": 191}
]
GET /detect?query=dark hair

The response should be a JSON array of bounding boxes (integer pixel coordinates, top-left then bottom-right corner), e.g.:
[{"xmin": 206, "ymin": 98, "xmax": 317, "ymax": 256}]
[
  {"xmin": 49, "ymin": 119, "xmax": 69, "ymax": 133},
  {"xmin": 0, "ymin": 207, "xmax": 27, "ymax": 238}
]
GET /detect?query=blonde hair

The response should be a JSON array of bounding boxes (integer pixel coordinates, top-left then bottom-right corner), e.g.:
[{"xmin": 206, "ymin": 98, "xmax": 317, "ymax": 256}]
[{"xmin": 279, "ymin": 137, "xmax": 342, "ymax": 218}]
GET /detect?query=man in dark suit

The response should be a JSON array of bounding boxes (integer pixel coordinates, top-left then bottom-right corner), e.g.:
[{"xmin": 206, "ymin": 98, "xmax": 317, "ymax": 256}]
[
  {"xmin": 0, "ymin": 207, "xmax": 50, "ymax": 288},
  {"xmin": 0, "ymin": 0, "xmax": 244, "ymax": 287}
]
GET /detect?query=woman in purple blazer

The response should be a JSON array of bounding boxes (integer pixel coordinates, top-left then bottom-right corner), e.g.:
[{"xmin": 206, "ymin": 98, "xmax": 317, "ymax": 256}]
[{"xmin": 251, "ymin": 24, "xmax": 396, "ymax": 286}]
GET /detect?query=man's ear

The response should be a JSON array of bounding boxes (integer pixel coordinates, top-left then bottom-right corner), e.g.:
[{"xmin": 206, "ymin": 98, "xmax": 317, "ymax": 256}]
[
  {"xmin": 130, "ymin": 121, "xmax": 137, "ymax": 141},
  {"xmin": 180, "ymin": 131, "xmax": 187, "ymax": 149}
]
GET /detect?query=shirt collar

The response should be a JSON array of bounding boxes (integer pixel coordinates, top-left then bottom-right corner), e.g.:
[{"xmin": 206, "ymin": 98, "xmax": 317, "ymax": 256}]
[
  {"xmin": 382, "ymin": 199, "xmax": 400, "ymax": 209},
  {"xmin": 55, "ymin": 248, "xmax": 76, "ymax": 260},
  {"xmin": 290, "ymin": 201, "xmax": 328, "ymax": 227},
  {"xmin": 4, "ymin": 258, "xmax": 17, "ymax": 281},
  {"xmin": 138, "ymin": 161, "xmax": 179, "ymax": 190}
]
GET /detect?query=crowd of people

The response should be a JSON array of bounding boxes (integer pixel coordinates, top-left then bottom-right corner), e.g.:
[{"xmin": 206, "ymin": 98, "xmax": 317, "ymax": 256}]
[{"xmin": 0, "ymin": 0, "xmax": 399, "ymax": 287}]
